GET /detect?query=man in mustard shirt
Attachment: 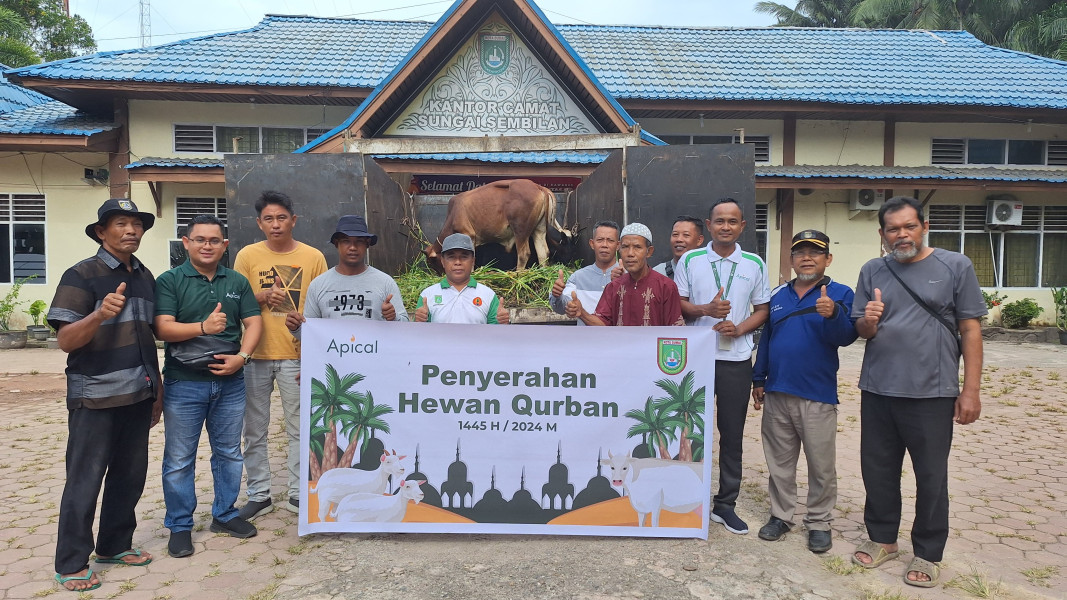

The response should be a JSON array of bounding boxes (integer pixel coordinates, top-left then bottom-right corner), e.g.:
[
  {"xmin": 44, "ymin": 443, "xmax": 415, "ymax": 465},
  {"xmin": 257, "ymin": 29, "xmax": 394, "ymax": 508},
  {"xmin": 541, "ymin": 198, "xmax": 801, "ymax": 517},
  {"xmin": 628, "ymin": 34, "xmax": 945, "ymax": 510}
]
[{"xmin": 234, "ymin": 191, "xmax": 327, "ymax": 519}]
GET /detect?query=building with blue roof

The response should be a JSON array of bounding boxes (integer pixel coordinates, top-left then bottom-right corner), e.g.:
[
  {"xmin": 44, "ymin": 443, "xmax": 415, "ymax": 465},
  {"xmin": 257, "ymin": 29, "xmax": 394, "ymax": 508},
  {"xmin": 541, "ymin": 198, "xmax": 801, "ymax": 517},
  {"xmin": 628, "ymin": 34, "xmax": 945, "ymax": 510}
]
[{"xmin": 0, "ymin": 0, "xmax": 1065, "ymax": 317}]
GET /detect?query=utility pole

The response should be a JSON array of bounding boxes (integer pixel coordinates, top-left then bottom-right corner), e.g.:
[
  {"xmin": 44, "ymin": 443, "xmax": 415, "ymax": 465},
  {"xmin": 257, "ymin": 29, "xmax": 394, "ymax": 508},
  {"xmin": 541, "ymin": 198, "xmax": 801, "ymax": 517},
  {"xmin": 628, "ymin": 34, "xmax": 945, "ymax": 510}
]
[{"xmin": 139, "ymin": 0, "xmax": 151, "ymax": 47}]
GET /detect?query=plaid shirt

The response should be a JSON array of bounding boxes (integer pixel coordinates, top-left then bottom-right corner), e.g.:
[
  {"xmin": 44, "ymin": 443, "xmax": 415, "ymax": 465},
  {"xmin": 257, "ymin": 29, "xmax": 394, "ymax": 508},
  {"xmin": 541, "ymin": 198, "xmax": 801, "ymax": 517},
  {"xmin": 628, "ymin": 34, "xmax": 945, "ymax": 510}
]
[{"xmin": 48, "ymin": 247, "xmax": 160, "ymax": 410}]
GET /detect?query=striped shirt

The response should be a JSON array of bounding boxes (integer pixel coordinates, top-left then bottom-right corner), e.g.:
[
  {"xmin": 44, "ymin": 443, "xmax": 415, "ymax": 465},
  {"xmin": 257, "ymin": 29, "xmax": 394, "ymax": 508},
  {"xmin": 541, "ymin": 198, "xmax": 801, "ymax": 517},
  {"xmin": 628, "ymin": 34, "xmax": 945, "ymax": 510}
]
[{"xmin": 47, "ymin": 247, "xmax": 160, "ymax": 410}]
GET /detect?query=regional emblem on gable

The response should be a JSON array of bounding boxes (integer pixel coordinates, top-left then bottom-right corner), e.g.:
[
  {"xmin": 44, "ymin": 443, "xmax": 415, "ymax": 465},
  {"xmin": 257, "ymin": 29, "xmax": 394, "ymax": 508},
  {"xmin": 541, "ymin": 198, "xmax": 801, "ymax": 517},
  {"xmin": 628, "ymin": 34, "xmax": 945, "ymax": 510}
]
[
  {"xmin": 658, "ymin": 338, "xmax": 687, "ymax": 375},
  {"xmin": 479, "ymin": 33, "xmax": 510, "ymax": 75}
]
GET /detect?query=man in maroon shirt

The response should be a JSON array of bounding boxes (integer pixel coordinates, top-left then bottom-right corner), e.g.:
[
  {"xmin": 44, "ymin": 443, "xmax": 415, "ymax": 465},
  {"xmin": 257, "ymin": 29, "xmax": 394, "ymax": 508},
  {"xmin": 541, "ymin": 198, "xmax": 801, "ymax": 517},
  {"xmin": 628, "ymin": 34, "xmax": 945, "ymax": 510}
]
[{"xmin": 566, "ymin": 222, "xmax": 684, "ymax": 326}]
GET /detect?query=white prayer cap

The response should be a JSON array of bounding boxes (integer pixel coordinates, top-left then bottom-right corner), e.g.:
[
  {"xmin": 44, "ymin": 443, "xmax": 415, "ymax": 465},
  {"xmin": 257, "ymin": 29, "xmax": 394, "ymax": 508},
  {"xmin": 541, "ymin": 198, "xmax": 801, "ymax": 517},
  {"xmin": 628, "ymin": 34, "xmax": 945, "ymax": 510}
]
[{"xmin": 620, "ymin": 222, "xmax": 652, "ymax": 245}]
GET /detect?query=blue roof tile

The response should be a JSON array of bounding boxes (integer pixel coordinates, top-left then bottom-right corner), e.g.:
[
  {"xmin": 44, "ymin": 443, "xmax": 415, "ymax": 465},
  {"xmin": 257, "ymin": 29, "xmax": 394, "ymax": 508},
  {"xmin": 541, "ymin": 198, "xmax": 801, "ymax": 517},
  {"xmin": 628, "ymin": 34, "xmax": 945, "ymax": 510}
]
[
  {"xmin": 0, "ymin": 64, "xmax": 51, "ymax": 113},
  {"xmin": 0, "ymin": 101, "xmax": 115, "ymax": 135},
  {"xmin": 7, "ymin": 18, "xmax": 1067, "ymax": 109}
]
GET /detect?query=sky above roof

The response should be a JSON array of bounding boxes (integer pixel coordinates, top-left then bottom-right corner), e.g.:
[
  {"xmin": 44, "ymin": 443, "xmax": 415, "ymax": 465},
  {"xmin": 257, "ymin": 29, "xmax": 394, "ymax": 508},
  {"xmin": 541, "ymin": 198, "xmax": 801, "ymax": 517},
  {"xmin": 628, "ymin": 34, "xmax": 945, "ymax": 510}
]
[{"xmin": 71, "ymin": 0, "xmax": 775, "ymax": 52}]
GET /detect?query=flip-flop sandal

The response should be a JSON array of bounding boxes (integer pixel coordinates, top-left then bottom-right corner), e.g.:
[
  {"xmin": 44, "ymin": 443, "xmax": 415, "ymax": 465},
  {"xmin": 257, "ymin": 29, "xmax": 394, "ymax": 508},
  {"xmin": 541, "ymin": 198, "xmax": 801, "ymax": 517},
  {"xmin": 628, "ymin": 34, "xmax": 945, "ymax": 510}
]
[
  {"xmin": 55, "ymin": 569, "xmax": 101, "ymax": 592},
  {"xmin": 903, "ymin": 556, "xmax": 941, "ymax": 588},
  {"xmin": 94, "ymin": 548, "xmax": 152, "ymax": 566},
  {"xmin": 851, "ymin": 540, "xmax": 901, "ymax": 568}
]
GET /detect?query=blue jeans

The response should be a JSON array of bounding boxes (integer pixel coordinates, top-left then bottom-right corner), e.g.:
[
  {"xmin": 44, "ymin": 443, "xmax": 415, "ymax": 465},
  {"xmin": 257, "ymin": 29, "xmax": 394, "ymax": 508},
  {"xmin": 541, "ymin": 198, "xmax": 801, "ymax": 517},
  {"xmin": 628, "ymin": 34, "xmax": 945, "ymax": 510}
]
[{"xmin": 162, "ymin": 376, "xmax": 246, "ymax": 532}]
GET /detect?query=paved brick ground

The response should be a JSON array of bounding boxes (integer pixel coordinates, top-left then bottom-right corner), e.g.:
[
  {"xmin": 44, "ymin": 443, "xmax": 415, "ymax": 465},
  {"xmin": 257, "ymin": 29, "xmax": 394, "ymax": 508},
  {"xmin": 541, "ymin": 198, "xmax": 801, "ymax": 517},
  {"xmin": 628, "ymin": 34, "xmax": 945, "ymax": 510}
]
[{"xmin": 0, "ymin": 341, "xmax": 1064, "ymax": 599}]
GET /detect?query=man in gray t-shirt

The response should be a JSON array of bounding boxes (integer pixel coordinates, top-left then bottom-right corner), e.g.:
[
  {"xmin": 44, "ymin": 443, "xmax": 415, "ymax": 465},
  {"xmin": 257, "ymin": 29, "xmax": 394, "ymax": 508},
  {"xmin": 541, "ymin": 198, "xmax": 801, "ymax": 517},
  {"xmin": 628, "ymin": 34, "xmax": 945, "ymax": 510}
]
[
  {"xmin": 849, "ymin": 197, "xmax": 986, "ymax": 589},
  {"xmin": 286, "ymin": 216, "xmax": 408, "ymax": 337},
  {"xmin": 548, "ymin": 220, "xmax": 620, "ymax": 325}
]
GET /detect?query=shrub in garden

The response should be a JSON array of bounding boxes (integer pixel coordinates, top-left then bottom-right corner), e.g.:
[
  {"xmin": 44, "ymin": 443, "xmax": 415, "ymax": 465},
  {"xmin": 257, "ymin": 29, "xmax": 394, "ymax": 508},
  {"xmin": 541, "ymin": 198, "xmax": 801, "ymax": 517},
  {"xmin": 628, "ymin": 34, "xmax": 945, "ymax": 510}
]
[{"xmin": 1000, "ymin": 298, "xmax": 1042, "ymax": 329}]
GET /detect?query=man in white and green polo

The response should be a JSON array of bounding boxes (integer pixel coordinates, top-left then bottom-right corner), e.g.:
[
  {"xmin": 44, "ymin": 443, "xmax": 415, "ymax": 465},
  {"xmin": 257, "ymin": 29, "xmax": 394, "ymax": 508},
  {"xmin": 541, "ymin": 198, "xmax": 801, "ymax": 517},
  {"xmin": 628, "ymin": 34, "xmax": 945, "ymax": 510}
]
[{"xmin": 414, "ymin": 233, "xmax": 509, "ymax": 324}]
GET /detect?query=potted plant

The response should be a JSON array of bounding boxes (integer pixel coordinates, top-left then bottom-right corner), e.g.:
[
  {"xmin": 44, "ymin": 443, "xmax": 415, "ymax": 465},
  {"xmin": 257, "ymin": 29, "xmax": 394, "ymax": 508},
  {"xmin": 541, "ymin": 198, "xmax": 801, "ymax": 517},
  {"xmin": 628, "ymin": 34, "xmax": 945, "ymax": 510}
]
[
  {"xmin": 25, "ymin": 299, "xmax": 50, "ymax": 340},
  {"xmin": 1051, "ymin": 286, "xmax": 1067, "ymax": 345},
  {"xmin": 0, "ymin": 277, "xmax": 34, "ymax": 349}
]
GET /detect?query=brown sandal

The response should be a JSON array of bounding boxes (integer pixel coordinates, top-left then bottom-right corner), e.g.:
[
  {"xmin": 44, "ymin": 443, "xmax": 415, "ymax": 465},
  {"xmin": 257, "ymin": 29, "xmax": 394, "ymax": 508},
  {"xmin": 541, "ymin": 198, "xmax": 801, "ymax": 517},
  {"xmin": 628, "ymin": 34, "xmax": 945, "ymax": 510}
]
[
  {"xmin": 851, "ymin": 540, "xmax": 900, "ymax": 568},
  {"xmin": 903, "ymin": 556, "xmax": 940, "ymax": 588}
]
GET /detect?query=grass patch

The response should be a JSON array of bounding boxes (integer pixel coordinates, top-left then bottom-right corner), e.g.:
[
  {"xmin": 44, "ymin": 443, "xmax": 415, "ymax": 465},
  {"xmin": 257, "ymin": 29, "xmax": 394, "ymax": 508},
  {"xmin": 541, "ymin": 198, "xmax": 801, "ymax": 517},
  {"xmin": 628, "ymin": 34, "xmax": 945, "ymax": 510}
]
[
  {"xmin": 945, "ymin": 566, "xmax": 1002, "ymax": 598},
  {"xmin": 1022, "ymin": 565, "xmax": 1058, "ymax": 587},
  {"xmin": 247, "ymin": 583, "xmax": 280, "ymax": 600},
  {"xmin": 860, "ymin": 587, "xmax": 915, "ymax": 600},
  {"xmin": 823, "ymin": 555, "xmax": 864, "ymax": 575}
]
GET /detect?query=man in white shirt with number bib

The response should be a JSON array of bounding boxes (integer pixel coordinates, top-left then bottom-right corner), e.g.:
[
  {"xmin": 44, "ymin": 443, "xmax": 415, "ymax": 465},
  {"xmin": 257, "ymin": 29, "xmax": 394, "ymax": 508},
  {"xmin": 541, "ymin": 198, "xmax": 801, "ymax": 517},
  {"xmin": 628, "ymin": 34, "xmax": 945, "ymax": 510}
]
[
  {"xmin": 286, "ymin": 215, "xmax": 408, "ymax": 337},
  {"xmin": 415, "ymin": 233, "xmax": 509, "ymax": 325},
  {"xmin": 675, "ymin": 197, "xmax": 770, "ymax": 536}
]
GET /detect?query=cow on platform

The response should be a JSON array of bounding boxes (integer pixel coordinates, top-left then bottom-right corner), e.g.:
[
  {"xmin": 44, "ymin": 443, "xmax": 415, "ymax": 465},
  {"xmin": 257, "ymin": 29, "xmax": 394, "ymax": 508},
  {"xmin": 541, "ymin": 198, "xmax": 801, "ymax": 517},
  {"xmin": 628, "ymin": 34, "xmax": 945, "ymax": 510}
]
[{"xmin": 423, "ymin": 179, "xmax": 573, "ymax": 272}]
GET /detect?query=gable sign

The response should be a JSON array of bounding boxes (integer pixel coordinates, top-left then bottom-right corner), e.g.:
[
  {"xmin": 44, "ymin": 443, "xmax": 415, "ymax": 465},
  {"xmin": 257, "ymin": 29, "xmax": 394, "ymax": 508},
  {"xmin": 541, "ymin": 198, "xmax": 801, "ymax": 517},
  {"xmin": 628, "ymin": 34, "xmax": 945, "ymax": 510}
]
[{"xmin": 384, "ymin": 18, "xmax": 598, "ymax": 137}]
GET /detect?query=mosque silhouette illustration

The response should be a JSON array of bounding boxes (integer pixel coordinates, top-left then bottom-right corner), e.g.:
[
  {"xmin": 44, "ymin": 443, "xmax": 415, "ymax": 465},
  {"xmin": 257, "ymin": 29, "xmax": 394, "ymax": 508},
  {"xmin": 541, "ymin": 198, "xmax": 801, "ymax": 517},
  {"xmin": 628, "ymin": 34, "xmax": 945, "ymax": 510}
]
[{"xmin": 330, "ymin": 432, "xmax": 666, "ymax": 524}]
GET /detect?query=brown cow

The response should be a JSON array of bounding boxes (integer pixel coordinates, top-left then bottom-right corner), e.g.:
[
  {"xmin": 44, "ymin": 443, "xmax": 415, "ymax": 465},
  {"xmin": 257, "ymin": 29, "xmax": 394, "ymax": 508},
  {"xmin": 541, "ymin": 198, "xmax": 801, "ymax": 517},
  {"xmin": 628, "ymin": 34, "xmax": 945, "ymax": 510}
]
[{"xmin": 423, "ymin": 179, "xmax": 571, "ymax": 272}]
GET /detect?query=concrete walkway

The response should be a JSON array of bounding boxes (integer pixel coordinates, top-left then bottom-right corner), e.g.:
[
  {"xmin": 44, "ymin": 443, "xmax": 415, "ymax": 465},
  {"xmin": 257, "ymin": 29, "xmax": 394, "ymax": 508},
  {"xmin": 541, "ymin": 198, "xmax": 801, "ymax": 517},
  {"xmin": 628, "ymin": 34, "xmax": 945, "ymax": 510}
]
[{"xmin": 0, "ymin": 341, "xmax": 1064, "ymax": 599}]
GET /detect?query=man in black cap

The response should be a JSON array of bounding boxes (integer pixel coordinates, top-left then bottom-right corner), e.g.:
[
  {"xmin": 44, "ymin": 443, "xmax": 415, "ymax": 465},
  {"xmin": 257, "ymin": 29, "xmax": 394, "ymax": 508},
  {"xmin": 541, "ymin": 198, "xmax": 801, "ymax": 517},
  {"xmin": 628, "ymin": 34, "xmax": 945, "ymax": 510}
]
[
  {"xmin": 751, "ymin": 229, "xmax": 857, "ymax": 553},
  {"xmin": 285, "ymin": 215, "xmax": 409, "ymax": 335},
  {"xmin": 46, "ymin": 199, "xmax": 163, "ymax": 591}
]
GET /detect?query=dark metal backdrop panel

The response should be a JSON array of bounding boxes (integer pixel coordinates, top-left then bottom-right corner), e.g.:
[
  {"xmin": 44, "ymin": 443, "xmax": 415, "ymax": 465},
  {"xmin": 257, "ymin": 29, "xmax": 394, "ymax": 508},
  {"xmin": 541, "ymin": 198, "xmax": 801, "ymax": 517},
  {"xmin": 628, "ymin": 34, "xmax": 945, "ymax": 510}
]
[
  {"xmin": 364, "ymin": 157, "xmax": 414, "ymax": 276},
  {"xmin": 572, "ymin": 150, "xmax": 625, "ymax": 264},
  {"xmin": 225, "ymin": 154, "xmax": 368, "ymax": 268},
  {"xmin": 624, "ymin": 144, "xmax": 756, "ymax": 265}
]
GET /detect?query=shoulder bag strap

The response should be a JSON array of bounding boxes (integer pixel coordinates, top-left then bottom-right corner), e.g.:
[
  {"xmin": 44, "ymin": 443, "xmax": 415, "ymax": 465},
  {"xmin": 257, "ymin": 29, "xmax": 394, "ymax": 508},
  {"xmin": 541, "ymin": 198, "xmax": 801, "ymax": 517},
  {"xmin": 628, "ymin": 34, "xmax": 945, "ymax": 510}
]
[{"xmin": 882, "ymin": 257, "xmax": 962, "ymax": 355}]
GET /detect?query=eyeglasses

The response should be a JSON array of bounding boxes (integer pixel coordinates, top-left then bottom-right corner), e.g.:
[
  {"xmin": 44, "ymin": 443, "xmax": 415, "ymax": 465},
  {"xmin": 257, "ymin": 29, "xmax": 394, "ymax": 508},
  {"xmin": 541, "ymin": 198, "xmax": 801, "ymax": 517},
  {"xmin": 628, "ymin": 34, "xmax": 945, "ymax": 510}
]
[
  {"xmin": 790, "ymin": 249, "xmax": 827, "ymax": 258},
  {"xmin": 188, "ymin": 237, "xmax": 225, "ymax": 247}
]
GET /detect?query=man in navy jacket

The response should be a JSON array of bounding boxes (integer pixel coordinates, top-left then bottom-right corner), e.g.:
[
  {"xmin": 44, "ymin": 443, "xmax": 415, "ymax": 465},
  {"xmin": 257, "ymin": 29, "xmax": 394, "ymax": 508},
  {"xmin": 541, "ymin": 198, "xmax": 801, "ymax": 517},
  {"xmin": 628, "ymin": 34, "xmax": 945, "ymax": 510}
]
[{"xmin": 751, "ymin": 229, "xmax": 857, "ymax": 553}]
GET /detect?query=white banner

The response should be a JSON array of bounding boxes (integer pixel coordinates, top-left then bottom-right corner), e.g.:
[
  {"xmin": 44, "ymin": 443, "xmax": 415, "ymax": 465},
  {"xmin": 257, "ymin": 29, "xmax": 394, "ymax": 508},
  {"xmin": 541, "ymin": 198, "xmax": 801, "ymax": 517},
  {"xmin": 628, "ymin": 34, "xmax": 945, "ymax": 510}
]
[{"xmin": 298, "ymin": 319, "xmax": 715, "ymax": 539}]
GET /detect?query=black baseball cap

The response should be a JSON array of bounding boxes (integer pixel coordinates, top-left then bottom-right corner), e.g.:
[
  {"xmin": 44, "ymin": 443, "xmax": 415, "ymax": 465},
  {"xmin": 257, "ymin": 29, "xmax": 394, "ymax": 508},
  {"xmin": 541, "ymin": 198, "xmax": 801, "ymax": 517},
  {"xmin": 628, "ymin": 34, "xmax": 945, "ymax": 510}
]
[
  {"xmin": 85, "ymin": 198, "xmax": 155, "ymax": 242},
  {"xmin": 330, "ymin": 215, "xmax": 378, "ymax": 246},
  {"xmin": 791, "ymin": 229, "xmax": 830, "ymax": 251}
]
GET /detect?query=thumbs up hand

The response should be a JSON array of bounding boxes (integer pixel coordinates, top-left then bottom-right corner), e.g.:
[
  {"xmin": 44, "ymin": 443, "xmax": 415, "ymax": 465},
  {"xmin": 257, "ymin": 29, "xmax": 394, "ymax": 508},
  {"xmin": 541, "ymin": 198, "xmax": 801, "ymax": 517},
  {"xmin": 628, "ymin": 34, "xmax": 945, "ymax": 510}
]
[
  {"xmin": 551, "ymin": 269, "xmax": 567, "ymax": 298},
  {"xmin": 264, "ymin": 278, "xmax": 285, "ymax": 309},
  {"xmin": 610, "ymin": 260, "xmax": 624, "ymax": 280},
  {"xmin": 202, "ymin": 302, "xmax": 228, "ymax": 334},
  {"xmin": 706, "ymin": 286, "xmax": 731, "ymax": 319},
  {"xmin": 565, "ymin": 291, "xmax": 585, "ymax": 319},
  {"xmin": 496, "ymin": 304, "xmax": 510, "ymax": 324},
  {"xmin": 864, "ymin": 287, "xmax": 884, "ymax": 325},
  {"xmin": 414, "ymin": 304, "xmax": 429, "ymax": 323},
  {"xmin": 815, "ymin": 284, "xmax": 836, "ymax": 319},
  {"xmin": 381, "ymin": 293, "xmax": 397, "ymax": 321},
  {"xmin": 97, "ymin": 282, "xmax": 127, "ymax": 320}
]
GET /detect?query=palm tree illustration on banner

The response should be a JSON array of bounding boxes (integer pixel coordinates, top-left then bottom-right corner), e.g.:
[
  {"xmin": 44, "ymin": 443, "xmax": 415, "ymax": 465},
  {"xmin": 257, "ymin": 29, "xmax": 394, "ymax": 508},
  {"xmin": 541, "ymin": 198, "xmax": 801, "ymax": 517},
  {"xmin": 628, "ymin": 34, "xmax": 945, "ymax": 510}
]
[
  {"xmin": 310, "ymin": 364, "xmax": 393, "ymax": 478},
  {"xmin": 625, "ymin": 396, "xmax": 685, "ymax": 459},
  {"xmin": 653, "ymin": 372, "xmax": 705, "ymax": 461}
]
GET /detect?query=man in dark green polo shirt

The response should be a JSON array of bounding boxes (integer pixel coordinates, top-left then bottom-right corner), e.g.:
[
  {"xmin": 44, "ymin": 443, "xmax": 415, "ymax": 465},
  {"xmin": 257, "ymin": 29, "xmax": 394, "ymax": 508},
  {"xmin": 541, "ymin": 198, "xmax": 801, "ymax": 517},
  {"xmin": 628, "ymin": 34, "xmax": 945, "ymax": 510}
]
[{"xmin": 154, "ymin": 214, "xmax": 262, "ymax": 558}]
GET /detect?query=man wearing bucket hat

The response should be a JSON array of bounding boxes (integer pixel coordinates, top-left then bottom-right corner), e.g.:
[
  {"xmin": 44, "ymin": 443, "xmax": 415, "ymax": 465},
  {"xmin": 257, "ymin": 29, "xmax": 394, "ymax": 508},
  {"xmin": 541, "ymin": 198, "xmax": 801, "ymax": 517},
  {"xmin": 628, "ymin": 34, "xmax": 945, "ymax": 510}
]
[
  {"xmin": 47, "ymin": 198, "xmax": 163, "ymax": 591},
  {"xmin": 566, "ymin": 223, "xmax": 683, "ymax": 326},
  {"xmin": 286, "ymin": 215, "xmax": 409, "ymax": 335},
  {"xmin": 751, "ymin": 229, "xmax": 858, "ymax": 553},
  {"xmin": 414, "ymin": 233, "xmax": 509, "ymax": 324}
]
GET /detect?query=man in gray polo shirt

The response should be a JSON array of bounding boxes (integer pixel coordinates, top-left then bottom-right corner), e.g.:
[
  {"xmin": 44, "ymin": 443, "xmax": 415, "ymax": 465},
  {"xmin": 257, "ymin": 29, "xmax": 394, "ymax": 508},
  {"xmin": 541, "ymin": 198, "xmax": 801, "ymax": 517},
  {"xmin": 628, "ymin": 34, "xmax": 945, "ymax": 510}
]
[
  {"xmin": 850, "ymin": 196, "xmax": 985, "ymax": 589},
  {"xmin": 549, "ymin": 220, "xmax": 619, "ymax": 324}
]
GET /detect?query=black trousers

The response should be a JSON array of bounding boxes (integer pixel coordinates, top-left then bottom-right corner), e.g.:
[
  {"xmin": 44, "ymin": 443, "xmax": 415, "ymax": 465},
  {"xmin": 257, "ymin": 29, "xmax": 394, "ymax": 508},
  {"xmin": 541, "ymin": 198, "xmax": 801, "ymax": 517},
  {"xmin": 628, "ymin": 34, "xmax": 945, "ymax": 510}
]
[
  {"xmin": 55, "ymin": 399, "xmax": 153, "ymax": 574},
  {"xmin": 860, "ymin": 391, "xmax": 955, "ymax": 562},
  {"xmin": 713, "ymin": 359, "xmax": 753, "ymax": 511}
]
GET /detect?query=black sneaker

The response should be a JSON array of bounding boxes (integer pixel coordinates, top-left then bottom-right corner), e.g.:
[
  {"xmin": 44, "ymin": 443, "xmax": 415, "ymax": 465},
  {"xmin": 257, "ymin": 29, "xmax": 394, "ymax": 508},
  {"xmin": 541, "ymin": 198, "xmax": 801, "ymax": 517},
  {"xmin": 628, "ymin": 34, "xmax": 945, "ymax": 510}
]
[
  {"xmin": 758, "ymin": 517, "xmax": 792, "ymax": 541},
  {"xmin": 710, "ymin": 507, "xmax": 749, "ymax": 535},
  {"xmin": 168, "ymin": 530, "xmax": 193, "ymax": 558},
  {"xmin": 238, "ymin": 499, "xmax": 274, "ymax": 521},
  {"xmin": 209, "ymin": 516, "xmax": 258, "ymax": 539},
  {"xmin": 808, "ymin": 529, "xmax": 833, "ymax": 553},
  {"xmin": 283, "ymin": 497, "xmax": 299, "ymax": 513}
]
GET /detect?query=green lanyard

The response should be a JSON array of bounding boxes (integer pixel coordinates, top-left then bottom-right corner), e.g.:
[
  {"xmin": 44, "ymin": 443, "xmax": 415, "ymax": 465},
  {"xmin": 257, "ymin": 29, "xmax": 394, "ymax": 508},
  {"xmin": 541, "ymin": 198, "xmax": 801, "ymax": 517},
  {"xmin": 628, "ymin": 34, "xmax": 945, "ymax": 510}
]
[{"xmin": 712, "ymin": 259, "xmax": 737, "ymax": 298}]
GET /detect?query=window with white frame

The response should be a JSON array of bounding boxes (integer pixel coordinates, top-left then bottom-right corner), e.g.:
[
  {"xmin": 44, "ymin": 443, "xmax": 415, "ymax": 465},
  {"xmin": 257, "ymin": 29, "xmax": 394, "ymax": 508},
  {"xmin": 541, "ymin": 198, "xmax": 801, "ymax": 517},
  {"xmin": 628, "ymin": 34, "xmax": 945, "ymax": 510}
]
[
  {"xmin": 0, "ymin": 193, "xmax": 46, "ymax": 284},
  {"xmin": 657, "ymin": 134, "xmax": 771, "ymax": 163},
  {"xmin": 931, "ymin": 138, "xmax": 1067, "ymax": 166},
  {"xmin": 927, "ymin": 204, "xmax": 1067, "ymax": 287},
  {"xmin": 174, "ymin": 125, "xmax": 337, "ymax": 153},
  {"xmin": 172, "ymin": 197, "xmax": 229, "ymax": 268}
]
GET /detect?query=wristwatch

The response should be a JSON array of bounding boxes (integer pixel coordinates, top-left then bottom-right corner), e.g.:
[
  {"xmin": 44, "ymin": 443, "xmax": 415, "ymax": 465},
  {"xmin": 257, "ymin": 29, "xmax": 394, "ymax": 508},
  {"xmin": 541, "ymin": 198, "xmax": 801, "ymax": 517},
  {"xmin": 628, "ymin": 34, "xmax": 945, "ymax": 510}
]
[{"xmin": 238, "ymin": 352, "xmax": 252, "ymax": 365}]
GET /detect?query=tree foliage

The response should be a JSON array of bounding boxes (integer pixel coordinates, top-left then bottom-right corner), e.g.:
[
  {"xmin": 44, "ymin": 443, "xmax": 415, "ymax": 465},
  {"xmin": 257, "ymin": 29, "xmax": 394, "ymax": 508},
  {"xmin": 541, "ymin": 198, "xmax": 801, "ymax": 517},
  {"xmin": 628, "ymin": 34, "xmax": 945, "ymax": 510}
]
[
  {"xmin": 0, "ymin": 0, "xmax": 95, "ymax": 64},
  {"xmin": 759, "ymin": 0, "xmax": 1067, "ymax": 60}
]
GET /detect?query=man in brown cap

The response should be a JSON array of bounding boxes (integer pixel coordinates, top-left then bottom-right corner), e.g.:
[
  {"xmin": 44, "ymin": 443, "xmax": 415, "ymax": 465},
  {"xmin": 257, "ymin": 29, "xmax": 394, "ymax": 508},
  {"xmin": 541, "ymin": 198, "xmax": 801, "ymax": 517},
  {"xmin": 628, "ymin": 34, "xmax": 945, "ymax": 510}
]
[{"xmin": 47, "ymin": 199, "xmax": 163, "ymax": 591}]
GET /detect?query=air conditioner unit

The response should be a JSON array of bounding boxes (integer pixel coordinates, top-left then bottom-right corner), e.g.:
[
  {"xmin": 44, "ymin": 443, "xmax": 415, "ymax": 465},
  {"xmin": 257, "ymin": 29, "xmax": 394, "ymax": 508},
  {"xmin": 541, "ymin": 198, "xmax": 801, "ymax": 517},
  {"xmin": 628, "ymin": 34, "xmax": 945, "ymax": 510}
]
[
  {"xmin": 850, "ymin": 189, "xmax": 885, "ymax": 211},
  {"xmin": 987, "ymin": 198, "xmax": 1023, "ymax": 226}
]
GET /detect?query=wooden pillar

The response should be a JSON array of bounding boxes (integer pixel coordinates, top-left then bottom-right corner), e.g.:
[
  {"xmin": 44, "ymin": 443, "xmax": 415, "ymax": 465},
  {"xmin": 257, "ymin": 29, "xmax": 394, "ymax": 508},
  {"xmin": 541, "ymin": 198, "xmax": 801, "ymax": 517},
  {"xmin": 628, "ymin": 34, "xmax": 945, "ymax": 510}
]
[
  {"xmin": 777, "ymin": 114, "xmax": 797, "ymax": 284},
  {"xmin": 883, "ymin": 116, "xmax": 895, "ymax": 197},
  {"xmin": 109, "ymin": 98, "xmax": 131, "ymax": 199}
]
